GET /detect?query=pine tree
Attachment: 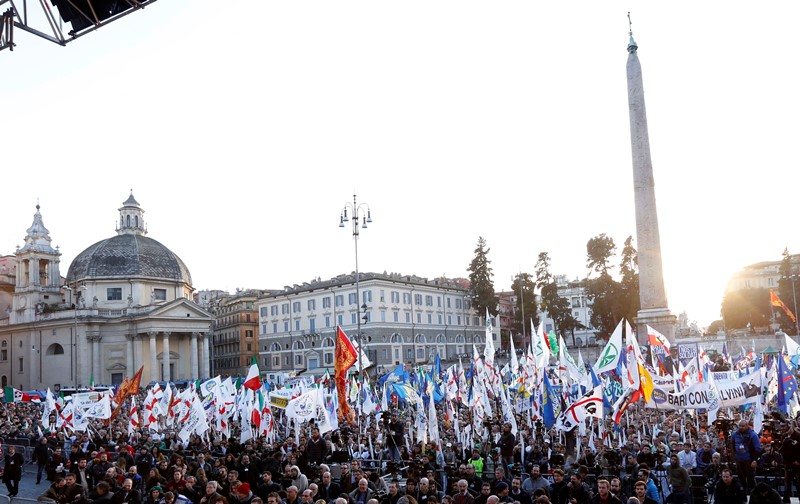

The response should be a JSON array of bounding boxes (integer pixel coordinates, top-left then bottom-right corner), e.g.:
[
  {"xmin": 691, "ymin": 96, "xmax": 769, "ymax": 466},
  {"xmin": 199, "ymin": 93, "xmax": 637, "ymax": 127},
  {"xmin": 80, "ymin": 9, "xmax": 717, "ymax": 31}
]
[{"xmin": 467, "ymin": 237, "xmax": 499, "ymax": 317}]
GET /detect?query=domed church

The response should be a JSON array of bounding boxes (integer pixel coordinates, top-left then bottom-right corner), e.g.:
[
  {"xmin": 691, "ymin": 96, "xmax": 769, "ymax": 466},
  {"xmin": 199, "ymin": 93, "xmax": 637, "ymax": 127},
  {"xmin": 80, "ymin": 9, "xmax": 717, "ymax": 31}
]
[{"xmin": 0, "ymin": 192, "xmax": 213, "ymax": 390}]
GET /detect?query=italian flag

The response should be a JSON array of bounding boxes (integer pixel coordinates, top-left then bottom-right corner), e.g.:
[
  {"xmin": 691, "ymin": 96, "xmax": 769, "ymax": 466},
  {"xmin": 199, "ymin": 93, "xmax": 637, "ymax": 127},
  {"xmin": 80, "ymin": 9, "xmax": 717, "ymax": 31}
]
[
  {"xmin": 4, "ymin": 387, "xmax": 41, "ymax": 403},
  {"xmin": 243, "ymin": 360, "xmax": 261, "ymax": 391}
]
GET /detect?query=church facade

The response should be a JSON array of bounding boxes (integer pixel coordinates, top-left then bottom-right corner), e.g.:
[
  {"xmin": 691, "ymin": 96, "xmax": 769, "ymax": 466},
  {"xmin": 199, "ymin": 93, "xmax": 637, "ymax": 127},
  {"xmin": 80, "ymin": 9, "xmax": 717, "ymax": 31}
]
[{"xmin": 0, "ymin": 193, "xmax": 213, "ymax": 390}]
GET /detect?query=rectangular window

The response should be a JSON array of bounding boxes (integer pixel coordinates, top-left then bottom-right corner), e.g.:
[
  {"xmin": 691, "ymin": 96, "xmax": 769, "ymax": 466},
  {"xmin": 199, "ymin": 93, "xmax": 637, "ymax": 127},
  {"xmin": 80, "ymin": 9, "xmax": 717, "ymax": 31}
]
[
  {"xmin": 107, "ymin": 288, "xmax": 122, "ymax": 301},
  {"xmin": 457, "ymin": 315, "xmax": 461, "ymax": 325},
  {"xmin": 293, "ymin": 301, "xmax": 301, "ymax": 313},
  {"xmin": 281, "ymin": 303, "xmax": 290, "ymax": 315},
  {"xmin": 415, "ymin": 294, "xmax": 423, "ymax": 305},
  {"xmin": 348, "ymin": 293, "xmax": 357, "ymax": 304},
  {"xmin": 394, "ymin": 312, "xmax": 399, "ymax": 322},
  {"xmin": 574, "ymin": 311, "xmax": 580, "ymax": 318},
  {"xmin": 407, "ymin": 349, "xmax": 413, "ymax": 359},
  {"xmin": 247, "ymin": 343, "xmax": 252, "ymax": 351},
  {"xmin": 261, "ymin": 324, "xmax": 267, "ymax": 334},
  {"xmin": 403, "ymin": 293, "xmax": 411, "ymax": 304},
  {"xmin": 18, "ymin": 357, "xmax": 23, "ymax": 373},
  {"xmin": 285, "ymin": 355, "xmax": 290, "ymax": 365},
  {"xmin": 425, "ymin": 295, "xmax": 433, "ymax": 306},
  {"xmin": 381, "ymin": 311, "xmax": 386, "ymax": 322},
  {"xmin": 308, "ymin": 299, "xmax": 316, "ymax": 311},
  {"xmin": 380, "ymin": 290, "xmax": 385, "ymax": 302},
  {"xmin": 295, "ymin": 355, "xmax": 303, "ymax": 365},
  {"xmin": 439, "ymin": 315, "xmax": 443, "ymax": 324},
  {"xmin": 335, "ymin": 295, "xmax": 343, "ymax": 307},
  {"xmin": 437, "ymin": 297, "xmax": 442, "ymax": 308},
  {"xmin": 351, "ymin": 313, "xmax": 357, "ymax": 324},
  {"xmin": 1, "ymin": 349, "xmax": 6, "ymax": 361},
  {"xmin": 325, "ymin": 316, "xmax": 331, "ymax": 328},
  {"xmin": 260, "ymin": 307, "xmax": 268, "ymax": 317},
  {"xmin": 447, "ymin": 315, "xmax": 451, "ymax": 325},
  {"xmin": 271, "ymin": 305, "xmax": 278, "ymax": 316},
  {"xmin": 383, "ymin": 349, "xmax": 388, "ymax": 360},
  {"xmin": 465, "ymin": 299, "xmax": 472, "ymax": 310},
  {"xmin": 363, "ymin": 290, "xmax": 372, "ymax": 303},
  {"xmin": 395, "ymin": 348, "xmax": 400, "ymax": 359},
  {"xmin": 364, "ymin": 311, "xmax": 371, "ymax": 323},
  {"xmin": 427, "ymin": 314, "xmax": 432, "ymax": 323},
  {"xmin": 323, "ymin": 297, "xmax": 331, "ymax": 309},
  {"xmin": 391, "ymin": 291, "xmax": 400, "ymax": 303},
  {"xmin": 154, "ymin": 289, "xmax": 167, "ymax": 301},
  {"xmin": 309, "ymin": 318, "xmax": 316, "ymax": 332},
  {"xmin": 337, "ymin": 314, "xmax": 343, "ymax": 326},
  {"xmin": 474, "ymin": 316, "xmax": 480, "ymax": 326},
  {"xmin": 417, "ymin": 313, "xmax": 422, "ymax": 323},
  {"xmin": 295, "ymin": 320, "xmax": 300, "ymax": 331},
  {"xmin": 273, "ymin": 323, "xmax": 278, "ymax": 333},
  {"xmin": 447, "ymin": 297, "xmax": 451, "ymax": 308},
  {"xmin": 455, "ymin": 298, "xmax": 462, "ymax": 309},
  {"xmin": 284, "ymin": 321, "xmax": 289, "ymax": 332},
  {"xmin": 273, "ymin": 356, "xmax": 279, "ymax": 367},
  {"xmin": 405, "ymin": 312, "xmax": 411, "ymax": 323}
]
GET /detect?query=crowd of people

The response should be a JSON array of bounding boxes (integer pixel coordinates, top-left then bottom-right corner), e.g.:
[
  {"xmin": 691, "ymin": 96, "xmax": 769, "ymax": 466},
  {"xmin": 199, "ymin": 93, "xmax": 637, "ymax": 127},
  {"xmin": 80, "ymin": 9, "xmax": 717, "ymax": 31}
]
[{"xmin": 0, "ymin": 384, "xmax": 797, "ymax": 504}]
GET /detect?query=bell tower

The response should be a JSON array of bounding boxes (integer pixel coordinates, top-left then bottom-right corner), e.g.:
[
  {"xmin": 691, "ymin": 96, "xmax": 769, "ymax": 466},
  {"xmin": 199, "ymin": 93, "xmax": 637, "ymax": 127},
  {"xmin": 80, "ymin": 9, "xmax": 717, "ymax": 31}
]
[
  {"xmin": 12, "ymin": 203, "xmax": 62, "ymax": 323},
  {"xmin": 116, "ymin": 190, "xmax": 147, "ymax": 236}
]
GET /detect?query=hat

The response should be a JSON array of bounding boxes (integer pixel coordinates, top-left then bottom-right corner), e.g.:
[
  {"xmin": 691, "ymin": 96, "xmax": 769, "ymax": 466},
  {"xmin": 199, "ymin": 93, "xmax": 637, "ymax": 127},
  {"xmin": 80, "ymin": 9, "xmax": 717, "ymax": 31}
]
[
  {"xmin": 446, "ymin": 443, "xmax": 452, "ymax": 448},
  {"xmin": 150, "ymin": 486, "xmax": 163, "ymax": 493},
  {"xmin": 239, "ymin": 483, "xmax": 251, "ymax": 495},
  {"xmin": 495, "ymin": 482, "xmax": 509, "ymax": 492}
]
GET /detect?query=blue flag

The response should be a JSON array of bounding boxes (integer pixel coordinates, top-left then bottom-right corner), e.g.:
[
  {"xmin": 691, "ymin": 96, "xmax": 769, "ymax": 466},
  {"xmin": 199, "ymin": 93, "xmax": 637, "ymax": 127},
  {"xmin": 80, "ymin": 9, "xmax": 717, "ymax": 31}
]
[
  {"xmin": 379, "ymin": 364, "xmax": 409, "ymax": 386},
  {"xmin": 778, "ymin": 355, "xmax": 798, "ymax": 413},
  {"xmin": 542, "ymin": 372, "xmax": 559, "ymax": 429}
]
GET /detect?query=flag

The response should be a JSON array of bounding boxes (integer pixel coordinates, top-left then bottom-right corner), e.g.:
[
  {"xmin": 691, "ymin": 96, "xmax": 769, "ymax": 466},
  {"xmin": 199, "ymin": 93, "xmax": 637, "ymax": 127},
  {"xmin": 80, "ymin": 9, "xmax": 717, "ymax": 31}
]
[
  {"xmin": 555, "ymin": 385, "xmax": 603, "ymax": 431},
  {"xmin": 83, "ymin": 395, "xmax": 112, "ymax": 419},
  {"xmin": 3, "ymin": 387, "xmax": 40, "ymax": 403},
  {"xmin": 594, "ymin": 319, "xmax": 624, "ymax": 375},
  {"xmin": 772, "ymin": 289, "xmax": 797, "ymax": 323},
  {"xmin": 41, "ymin": 389, "xmax": 56, "ymax": 430},
  {"xmin": 777, "ymin": 354, "xmax": 798, "ymax": 413},
  {"xmin": 243, "ymin": 359, "xmax": 261, "ymax": 391},
  {"xmin": 541, "ymin": 372, "xmax": 560, "ymax": 429},
  {"xmin": 128, "ymin": 396, "xmax": 140, "ymax": 437},
  {"xmin": 334, "ymin": 326, "xmax": 358, "ymax": 423},
  {"xmin": 785, "ymin": 335, "xmax": 800, "ymax": 367},
  {"xmin": 112, "ymin": 366, "xmax": 144, "ymax": 420}
]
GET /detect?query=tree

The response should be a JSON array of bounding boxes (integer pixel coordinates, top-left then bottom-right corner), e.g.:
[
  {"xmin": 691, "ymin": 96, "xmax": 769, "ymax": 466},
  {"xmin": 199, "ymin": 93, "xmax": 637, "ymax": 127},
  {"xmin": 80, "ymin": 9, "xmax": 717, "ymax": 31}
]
[
  {"xmin": 510, "ymin": 273, "xmax": 538, "ymax": 341},
  {"xmin": 534, "ymin": 252, "xmax": 578, "ymax": 344},
  {"xmin": 721, "ymin": 288, "xmax": 772, "ymax": 330},
  {"xmin": 585, "ymin": 234, "xmax": 624, "ymax": 339},
  {"xmin": 618, "ymin": 236, "xmax": 641, "ymax": 324},
  {"xmin": 467, "ymin": 236, "xmax": 499, "ymax": 317}
]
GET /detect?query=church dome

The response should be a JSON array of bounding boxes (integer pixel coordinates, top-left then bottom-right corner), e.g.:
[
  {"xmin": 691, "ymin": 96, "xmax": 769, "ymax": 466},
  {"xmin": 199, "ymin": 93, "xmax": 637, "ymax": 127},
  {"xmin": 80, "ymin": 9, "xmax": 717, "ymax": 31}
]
[
  {"xmin": 66, "ymin": 234, "xmax": 192, "ymax": 284},
  {"xmin": 65, "ymin": 192, "xmax": 192, "ymax": 285}
]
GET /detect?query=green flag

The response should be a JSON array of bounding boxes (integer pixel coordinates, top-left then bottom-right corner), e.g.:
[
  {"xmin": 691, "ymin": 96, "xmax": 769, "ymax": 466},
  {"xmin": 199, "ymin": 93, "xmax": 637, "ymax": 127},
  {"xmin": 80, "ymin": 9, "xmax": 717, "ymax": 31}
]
[{"xmin": 547, "ymin": 330, "xmax": 559, "ymax": 355}]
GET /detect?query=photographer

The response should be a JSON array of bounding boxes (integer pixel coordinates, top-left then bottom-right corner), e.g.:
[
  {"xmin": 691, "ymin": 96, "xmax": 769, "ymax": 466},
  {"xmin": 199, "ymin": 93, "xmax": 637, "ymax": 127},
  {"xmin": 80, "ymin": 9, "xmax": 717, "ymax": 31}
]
[
  {"xmin": 780, "ymin": 419, "xmax": 800, "ymax": 503},
  {"xmin": 386, "ymin": 413, "xmax": 405, "ymax": 462}
]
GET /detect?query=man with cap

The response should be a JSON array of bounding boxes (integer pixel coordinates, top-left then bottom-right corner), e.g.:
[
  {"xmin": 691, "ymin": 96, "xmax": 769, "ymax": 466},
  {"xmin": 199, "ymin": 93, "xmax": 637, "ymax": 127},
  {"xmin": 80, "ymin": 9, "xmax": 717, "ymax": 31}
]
[
  {"xmin": 494, "ymin": 482, "xmax": 513, "ymax": 504},
  {"xmin": 749, "ymin": 482, "xmax": 782, "ymax": 504}
]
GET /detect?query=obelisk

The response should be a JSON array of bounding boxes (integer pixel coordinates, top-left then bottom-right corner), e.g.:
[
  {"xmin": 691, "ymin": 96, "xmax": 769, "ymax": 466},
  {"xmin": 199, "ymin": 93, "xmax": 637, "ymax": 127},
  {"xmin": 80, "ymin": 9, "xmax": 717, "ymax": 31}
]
[{"xmin": 626, "ymin": 20, "xmax": 676, "ymax": 345}]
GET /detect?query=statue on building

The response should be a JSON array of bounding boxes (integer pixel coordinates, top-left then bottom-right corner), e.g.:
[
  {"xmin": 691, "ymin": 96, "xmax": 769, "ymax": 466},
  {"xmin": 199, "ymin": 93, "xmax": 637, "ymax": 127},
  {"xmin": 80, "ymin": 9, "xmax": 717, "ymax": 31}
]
[
  {"xmin": 92, "ymin": 296, "xmax": 98, "ymax": 309},
  {"xmin": 127, "ymin": 293, "xmax": 133, "ymax": 307}
]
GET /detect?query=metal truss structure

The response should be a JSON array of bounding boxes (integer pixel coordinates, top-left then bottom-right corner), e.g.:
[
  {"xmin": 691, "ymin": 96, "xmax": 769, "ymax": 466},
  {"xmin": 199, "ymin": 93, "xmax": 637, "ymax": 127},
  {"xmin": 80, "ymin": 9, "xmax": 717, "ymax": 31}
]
[{"xmin": 0, "ymin": 0, "xmax": 158, "ymax": 51}]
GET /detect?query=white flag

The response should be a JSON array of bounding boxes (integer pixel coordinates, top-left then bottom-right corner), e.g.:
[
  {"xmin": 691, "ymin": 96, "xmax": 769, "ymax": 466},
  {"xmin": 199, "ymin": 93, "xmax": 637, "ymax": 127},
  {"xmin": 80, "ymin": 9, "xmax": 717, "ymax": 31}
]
[
  {"xmin": 84, "ymin": 395, "xmax": 112, "ymax": 419},
  {"xmin": 594, "ymin": 319, "xmax": 624, "ymax": 375}
]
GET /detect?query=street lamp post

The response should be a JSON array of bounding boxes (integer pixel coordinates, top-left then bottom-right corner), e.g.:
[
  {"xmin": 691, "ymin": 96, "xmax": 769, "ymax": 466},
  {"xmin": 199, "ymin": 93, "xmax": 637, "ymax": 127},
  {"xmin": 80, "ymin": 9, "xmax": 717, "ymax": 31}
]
[
  {"xmin": 791, "ymin": 274, "xmax": 800, "ymax": 336},
  {"xmin": 339, "ymin": 194, "xmax": 372, "ymax": 385}
]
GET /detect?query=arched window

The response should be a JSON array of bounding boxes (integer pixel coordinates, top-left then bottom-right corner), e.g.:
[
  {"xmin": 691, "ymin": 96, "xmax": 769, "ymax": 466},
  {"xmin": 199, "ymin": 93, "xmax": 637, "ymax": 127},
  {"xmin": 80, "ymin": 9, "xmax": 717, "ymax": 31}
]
[
  {"xmin": 473, "ymin": 335, "xmax": 483, "ymax": 344},
  {"xmin": 1, "ymin": 341, "xmax": 6, "ymax": 347},
  {"xmin": 390, "ymin": 333, "xmax": 403, "ymax": 344},
  {"xmin": 1, "ymin": 376, "xmax": 6, "ymax": 387},
  {"xmin": 46, "ymin": 343, "xmax": 64, "ymax": 355},
  {"xmin": 414, "ymin": 334, "xmax": 427, "ymax": 344},
  {"xmin": 436, "ymin": 334, "xmax": 446, "ymax": 344},
  {"xmin": 292, "ymin": 340, "xmax": 305, "ymax": 350},
  {"xmin": 321, "ymin": 338, "xmax": 334, "ymax": 348},
  {"xmin": 135, "ymin": 216, "xmax": 139, "ymax": 228},
  {"xmin": 126, "ymin": 215, "xmax": 131, "ymax": 227},
  {"xmin": 270, "ymin": 342, "xmax": 281, "ymax": 352},
  {"xmin": 455, "ymin": 334, "xmax": 465, "ymax": 343}
]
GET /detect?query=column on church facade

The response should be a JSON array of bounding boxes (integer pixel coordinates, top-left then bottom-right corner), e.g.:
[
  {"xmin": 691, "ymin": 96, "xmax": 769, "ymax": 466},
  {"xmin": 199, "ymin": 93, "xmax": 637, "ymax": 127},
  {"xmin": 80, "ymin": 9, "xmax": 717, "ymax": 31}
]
[
  {"xmin": 149, "ymin": 332, "xmax": 158, "ymax": 382},
  {"xmin": 162, "ymin": 332, "xmax": 171, "ymax": 382},
  {"xmin": 190, "ymin": 332, "xmax": 199, "ymax": 379},
  {"xmin": 126, "ymin": 334, "xmax": 134, "ymax": 377},
  {"xmin": 90, "ymin": 335, "xmax": 101, "ymax": 384},
  {"xmin": 202, "ymin": 332, "xmax": 210, "ymax": 378}
]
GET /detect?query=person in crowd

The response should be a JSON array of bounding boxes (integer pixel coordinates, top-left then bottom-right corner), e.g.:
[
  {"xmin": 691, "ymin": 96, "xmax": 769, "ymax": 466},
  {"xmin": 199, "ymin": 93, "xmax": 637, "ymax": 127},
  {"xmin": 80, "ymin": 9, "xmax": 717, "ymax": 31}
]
[
  {"xmin": 523, "ymin": 465, "xmax": 550, "ymax": 497},
  {"xmin": 4, "ymin": 444, "xmax": 25, "ymax": 497},
  {"xmin": 631, "ymin": 482, "xmax": 657, "ymax": 504},
  {"xmin": 731, "ymin": 420, "xmax": 761, "ymax": 492},
  {"xmin": 712, "ymin": 469, "xmax": 746, "ymax": 504},
  {"xmin": 38, "ymin": 476, "xmax": 67, "ymax": 503},
  {"xmin": 509, "ymin": 478, "xmax": 531, "ymax": 504},
  {"xmin": 588, "ymin": 480, "xmax": 621, "ymax": 504},
  {"xmin": 749, "ymin": 482, "xmax": 782, "ymax": 504},
  {"xmin": 566, "ymin": 471, "xmax": 592, "ymax": 504},
  {"xmin": 453, "ymin": 480, "xmax": 474, "ymax": 504}
]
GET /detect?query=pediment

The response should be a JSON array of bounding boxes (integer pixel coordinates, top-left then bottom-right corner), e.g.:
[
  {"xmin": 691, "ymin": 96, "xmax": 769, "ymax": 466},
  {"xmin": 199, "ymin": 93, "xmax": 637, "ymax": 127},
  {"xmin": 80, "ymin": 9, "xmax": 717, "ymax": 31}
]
[{"xmin": 148, "ymin": 298, "xmax": 213, "ymax": 320}]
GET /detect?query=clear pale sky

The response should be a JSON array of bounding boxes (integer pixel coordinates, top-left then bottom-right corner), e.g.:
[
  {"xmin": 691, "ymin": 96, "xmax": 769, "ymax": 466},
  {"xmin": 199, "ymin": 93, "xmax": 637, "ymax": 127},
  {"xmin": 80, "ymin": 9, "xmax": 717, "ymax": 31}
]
[{"xmin": 2, "ymin": 2, "xmax": 798, "ymax": 330}]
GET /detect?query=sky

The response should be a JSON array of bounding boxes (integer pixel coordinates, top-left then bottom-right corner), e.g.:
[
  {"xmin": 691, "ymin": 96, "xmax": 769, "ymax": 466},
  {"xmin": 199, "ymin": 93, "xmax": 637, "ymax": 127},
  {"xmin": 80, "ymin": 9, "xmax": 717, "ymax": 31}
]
[{"xmin": 2, "ymin": 2, "xmax": 799, "ymax": 330}]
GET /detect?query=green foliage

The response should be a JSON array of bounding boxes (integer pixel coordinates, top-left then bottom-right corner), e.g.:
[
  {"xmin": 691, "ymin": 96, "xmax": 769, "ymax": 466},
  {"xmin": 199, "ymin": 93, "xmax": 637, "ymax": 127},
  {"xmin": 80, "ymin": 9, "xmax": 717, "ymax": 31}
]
[
  {"xmin": 721, "ymin": 288, "xmax": 772, "ymax": 330},
  {"xmin": 535, "ymin": 252, "xmax": 582, "ymax": 344},
  {"xmin": 706, "ymin": 319, "xmax": 725, "ymax": 335},
  {"xmin": 510, "ymin": 273, "xmax": 538, "ymax": 339},
  {"xmin": 467, "ymin": 236, "xmax": 499, "ymax": 317},
  {"xmin": 586, "ymin": 234, "xmax": 616, "ymax": 276},
  {"xmin": 618, "ymin": 236, "xmax": 641, "ymax": 324},
  {"xmin": 585, "ymin": 234, "xmax": 626, "ymax": 339}
]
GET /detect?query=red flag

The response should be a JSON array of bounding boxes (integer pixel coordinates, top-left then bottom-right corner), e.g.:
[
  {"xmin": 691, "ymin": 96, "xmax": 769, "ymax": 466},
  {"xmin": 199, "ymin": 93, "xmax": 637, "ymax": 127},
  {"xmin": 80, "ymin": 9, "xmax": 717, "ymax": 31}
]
[
  {"xmin": 771, "ymin": 289, "xmax": 797, "ymax": 323},
  {"xmin": 243, "ymin": 362, "xmax": 261, "ymax": 391},
  {"xmin": 334, "ymin": 326, "xmax": 358, "ymax": 424}
]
